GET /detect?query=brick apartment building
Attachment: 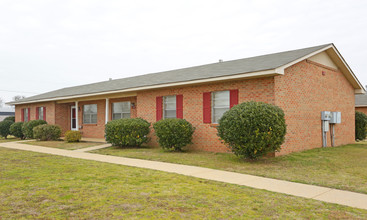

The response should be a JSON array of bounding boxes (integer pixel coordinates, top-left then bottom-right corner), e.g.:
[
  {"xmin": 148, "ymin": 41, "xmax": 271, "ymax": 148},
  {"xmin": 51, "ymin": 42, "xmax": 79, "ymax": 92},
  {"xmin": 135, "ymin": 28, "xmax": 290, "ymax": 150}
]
[{"xmin": 9, "ymin": 44, "xmax": 364, "ymax": 155}]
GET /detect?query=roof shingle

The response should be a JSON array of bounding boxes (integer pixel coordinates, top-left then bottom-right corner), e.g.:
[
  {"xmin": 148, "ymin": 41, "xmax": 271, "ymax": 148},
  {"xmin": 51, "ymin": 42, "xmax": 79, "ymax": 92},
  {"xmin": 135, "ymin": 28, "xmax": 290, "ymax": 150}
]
[{"xmin": 10, "ymin": 44, "xmax": 332, "ymax": 104}]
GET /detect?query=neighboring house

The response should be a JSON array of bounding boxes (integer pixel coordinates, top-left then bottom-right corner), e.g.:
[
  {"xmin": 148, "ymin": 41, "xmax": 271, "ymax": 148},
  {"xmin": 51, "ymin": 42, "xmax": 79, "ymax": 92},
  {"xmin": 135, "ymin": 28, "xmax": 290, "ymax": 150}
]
[
  {"xmin": 355, "ymin": 94, "xmax": 367, "ymax": 115},
  {"xmin": 0, "ymin": 107, "xmax": 15, "ymax": 122},
  {"xmin": 8, "ymin": 44, "xmax": 365, "ymax": 155}
]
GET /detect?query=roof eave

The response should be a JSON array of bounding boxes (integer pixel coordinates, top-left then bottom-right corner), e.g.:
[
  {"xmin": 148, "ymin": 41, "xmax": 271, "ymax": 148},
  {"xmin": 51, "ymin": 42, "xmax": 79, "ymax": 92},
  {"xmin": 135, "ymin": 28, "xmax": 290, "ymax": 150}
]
[
  {"xmin": 8, "ymin": 69, "xmax": 282, "ymax": 105},
  {"xmin": 277, "ymin": 43, "xmax": 365, "ymax": 94}
]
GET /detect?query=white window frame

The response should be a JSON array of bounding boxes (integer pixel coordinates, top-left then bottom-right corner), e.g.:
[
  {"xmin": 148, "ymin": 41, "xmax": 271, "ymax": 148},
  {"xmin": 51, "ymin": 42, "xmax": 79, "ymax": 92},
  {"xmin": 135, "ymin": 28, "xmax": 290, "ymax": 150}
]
[
  {"xmin": 83, "ymin": 104, "xmax": 98, "ymax": 124},
  {"xmin": 163, "ymin": 95, "xmax": 176, "ymax": 119},
  {"xmin": 38, "ymin": 107, "xmax": 44, "ymax": 120},
  {"xmin": 212, "ymin": 90, "xmax": 230, "ymax": 124},
  {"xmin": 112, "ymin": 101, "xmax": 131, "ymax": 120}
]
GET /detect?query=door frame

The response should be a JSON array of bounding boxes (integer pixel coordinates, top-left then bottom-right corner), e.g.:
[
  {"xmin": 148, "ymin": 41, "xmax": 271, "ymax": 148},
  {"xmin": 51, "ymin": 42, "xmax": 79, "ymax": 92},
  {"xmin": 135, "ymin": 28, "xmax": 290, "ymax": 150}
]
[{"xmin": 71, "ymin": 106, "xmax": 77, "ymax": 130}]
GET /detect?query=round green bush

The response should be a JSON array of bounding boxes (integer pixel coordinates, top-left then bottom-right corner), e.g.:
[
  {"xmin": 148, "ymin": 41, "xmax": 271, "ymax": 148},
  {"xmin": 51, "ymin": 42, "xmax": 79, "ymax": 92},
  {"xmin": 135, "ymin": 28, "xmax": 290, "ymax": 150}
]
[
  {"xmin": 64, "ymin": 130, "xmax": 82, "ymax": 142},
  {"xmin": 217, "ymin": 101, "xmax": 287, "ymax": 159},
  {"xmin": 355, "ymin": 111, "xmax": 367, "ymax": 141},
  {"xmin": 10, "ymin": 122, "xmax": 25, "ymax": 139},
  {"xmin": 0, "ymin": 120, "xmax": 14, "ymax": 139},
  {"xmin": 33, "ymin": 124, "xmax": 61, "ymax": 141},
  {"xmin": 153, "ymin": 118, "xmax": 195, "ymax": 151},
  {"xmin": 105, "ymin": 118, "xmax": 150, "ymax": 147},
  {"xmin": 22, "ymin": 120, "xmax": 47, "ymax": 139},
  {"xmin": 3, "ymin": 116, "xmax": 15, "ymax": 122}
]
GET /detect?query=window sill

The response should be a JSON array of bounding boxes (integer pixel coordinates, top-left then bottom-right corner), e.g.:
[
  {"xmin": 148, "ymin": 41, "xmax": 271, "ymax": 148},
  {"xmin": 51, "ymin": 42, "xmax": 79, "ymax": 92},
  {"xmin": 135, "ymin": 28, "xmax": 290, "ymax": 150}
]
[
  {"xmin": 82, "ymin": 124, "xmax": 98, "ymax": 126},
  {"xmin": 210, "ymin": 123, "xmax": 219, "ymax": 127}
]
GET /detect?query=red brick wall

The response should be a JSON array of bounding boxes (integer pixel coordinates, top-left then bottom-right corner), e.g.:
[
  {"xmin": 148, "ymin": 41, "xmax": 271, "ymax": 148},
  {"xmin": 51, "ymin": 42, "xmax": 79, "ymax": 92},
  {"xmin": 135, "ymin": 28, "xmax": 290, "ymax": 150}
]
[
  {"xmin": 356, "ymin": 107, "xmax": 367, "ymax": 115},
  {"xmin": 137, "ymin": 78, "xmax": 275, "ymax": 152},
  {"xmin": 15, "ymin": 101, "xmax": 56, "ymax": 124},
  {"xmin": 77, "ymin": 100, "xmax": 106, "ymax": 138},
  {"xmin": 274, "ymin": 60, "xmax": 355, "ymax": 155},
  {"xmin": 55, "ymin": 103, "xmax": 73, "ymax": 134}
]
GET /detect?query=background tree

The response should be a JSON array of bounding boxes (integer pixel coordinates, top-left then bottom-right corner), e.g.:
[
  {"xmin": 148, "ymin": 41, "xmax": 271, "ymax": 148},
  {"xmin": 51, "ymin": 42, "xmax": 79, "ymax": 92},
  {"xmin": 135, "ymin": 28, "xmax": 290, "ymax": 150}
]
[{"xmin": 12, "ymin": 95, "xmax": 26, "ymax": 101}]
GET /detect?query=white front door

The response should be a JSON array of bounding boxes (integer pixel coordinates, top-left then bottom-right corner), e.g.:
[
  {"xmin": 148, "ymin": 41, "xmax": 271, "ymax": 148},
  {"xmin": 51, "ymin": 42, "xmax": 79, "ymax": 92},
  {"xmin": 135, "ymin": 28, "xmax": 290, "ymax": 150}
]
[{"xmin": 71, "ymin": 106, "xmax": 77, "ymax": 130}]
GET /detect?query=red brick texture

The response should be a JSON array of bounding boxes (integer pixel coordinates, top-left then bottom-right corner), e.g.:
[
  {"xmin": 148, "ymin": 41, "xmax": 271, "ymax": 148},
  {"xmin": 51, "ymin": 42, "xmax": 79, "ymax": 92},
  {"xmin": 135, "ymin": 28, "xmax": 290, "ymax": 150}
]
[
  {"xmin": 15, "ymin": 102, "xmax": 56, "ymax": 124},
  {"xmin": 356, "ymin": 107, "xmax": 367, "ymax": 115},
  {"xmin": 137, "ymin": 78, "xmax": 275, "ymax": 152},
  {"xmin": 14, "ymin": 59, "xmax": 356, "ymax": 155},
  {"xmin": 274, "ymin": 60, "xmax": 355, "ymax": 155}
]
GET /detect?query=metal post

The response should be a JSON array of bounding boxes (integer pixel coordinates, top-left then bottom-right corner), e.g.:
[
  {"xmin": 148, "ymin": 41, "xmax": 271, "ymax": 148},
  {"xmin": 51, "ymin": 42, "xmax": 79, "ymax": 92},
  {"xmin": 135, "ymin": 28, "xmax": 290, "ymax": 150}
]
[
  {"xmin": 332, "ymin": 124, "xmax": 335, "ymax": 147},
  {"xmin": 322, "ymin": 120, "xmax": 328, "ymax": 147}
]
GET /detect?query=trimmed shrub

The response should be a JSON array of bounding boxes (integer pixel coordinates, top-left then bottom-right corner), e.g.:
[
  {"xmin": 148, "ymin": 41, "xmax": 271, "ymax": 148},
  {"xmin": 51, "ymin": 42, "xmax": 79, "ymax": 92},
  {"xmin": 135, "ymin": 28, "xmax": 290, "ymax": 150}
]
[
  {"xmin": 3, "ymin": 116, "xmax": 15, "ymax": 122},
  {"xmin": 355, "ymin": 111, "xmax": 367, "ymax": 141},
  {"xmin": 153, "ymin": 118, "xmax": 195, "ymax": 151},
  {"xmin": 105, "ymin": 118, "xmax": 150, "ymax": 147},
  {"xmin": 64, "ymin": 130, "xmax": 82, "ymax": 142},
  {"xmin": 22, "ymin": 120, "xmax": 47, "ymax": 139},
  {"xmin": 10, "ymin": 122, "xmax": 25, "ymax": 139},
  {"xmin": 217, "ymin": 101, "xmax": 287, "ymax": 159},
  {"xmin": 0, "ymin": 120, "xmax": 14, "ymax": 139},
  {"xmin": 33, "ymin": 124, "xmax": 61, "ymax": 141}
]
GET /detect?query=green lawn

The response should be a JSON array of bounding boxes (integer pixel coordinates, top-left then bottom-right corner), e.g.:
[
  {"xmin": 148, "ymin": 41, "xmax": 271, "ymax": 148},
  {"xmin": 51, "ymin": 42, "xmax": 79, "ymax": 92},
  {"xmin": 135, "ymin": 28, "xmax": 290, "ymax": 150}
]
[
  {"xmin": 0, "ymin": 148, "xmax": 366, "ymax": 219},
  {"xmin": 23, "ymin": 140, "xmax": 102, "ymax": 150},
  {"xmin": 0, "ymin": 136, "xmax": 19, "ymax": 143},
  {"xmin": 92, "ymin": 142, "xmax": 367, "ymax": 194}
]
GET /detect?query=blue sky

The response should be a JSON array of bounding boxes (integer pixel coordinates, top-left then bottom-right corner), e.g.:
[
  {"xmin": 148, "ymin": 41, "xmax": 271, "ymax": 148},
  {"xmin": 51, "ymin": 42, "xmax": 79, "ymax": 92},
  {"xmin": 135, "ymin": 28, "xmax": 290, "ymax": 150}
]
[{"xmin": 1, "ymin": 0, "xmax": 366, "ymax": 106}]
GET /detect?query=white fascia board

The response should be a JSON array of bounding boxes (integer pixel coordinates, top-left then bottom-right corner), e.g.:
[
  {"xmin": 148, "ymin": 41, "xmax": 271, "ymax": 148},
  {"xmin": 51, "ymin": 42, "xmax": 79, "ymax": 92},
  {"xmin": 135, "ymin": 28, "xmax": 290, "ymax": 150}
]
[
  {"xmin": 356, "ymin": 105, "xmax": 367, "ymax": 107},
  {"xmin": 276, "ymin": 44, "xmax": 334, "ymax": 72},
  {"xmin": 276, "ymin": 44, "xmax": 365, "ymax": 94},
  {"xmin": 355, "ymin": 89, "xmax": 366, "ymax": 94},
  {"xmin": 330, "ymin": 45, "xmax": 365, "ymax": 93},
  {"xmin": 9, "ymin": 69, "xmax": 280, "ymax": 105}
]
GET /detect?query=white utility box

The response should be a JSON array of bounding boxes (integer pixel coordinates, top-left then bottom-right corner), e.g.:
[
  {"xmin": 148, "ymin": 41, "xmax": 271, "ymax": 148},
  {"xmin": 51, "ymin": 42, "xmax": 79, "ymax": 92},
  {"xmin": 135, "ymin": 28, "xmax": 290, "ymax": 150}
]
[
  {"xmin": 330, "ymin": 112, "xmax": 341, "ymax": 124},
  {"xmin": 321, "ymin": 111, "xmax": 332, "ymax": 121}
]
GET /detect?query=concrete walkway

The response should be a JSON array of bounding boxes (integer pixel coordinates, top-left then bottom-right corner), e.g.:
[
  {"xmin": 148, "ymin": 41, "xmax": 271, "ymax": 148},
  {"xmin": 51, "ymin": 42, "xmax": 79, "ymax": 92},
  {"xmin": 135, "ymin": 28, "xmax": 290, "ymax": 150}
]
[
  {"xmin": 1, "ymin": 141, "xmax": 367, "ymax": 210},
  {"xmin": 74, "ymin": 143, "xmax": 112, "ymax": 152}
]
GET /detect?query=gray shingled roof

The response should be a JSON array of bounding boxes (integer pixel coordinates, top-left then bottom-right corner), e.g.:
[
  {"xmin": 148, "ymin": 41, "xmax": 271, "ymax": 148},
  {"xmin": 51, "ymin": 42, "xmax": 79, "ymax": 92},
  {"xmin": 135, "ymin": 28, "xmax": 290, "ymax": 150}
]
[
  {"xmin": 356, "ymin": 94, "xmax": 367, "ymax": 106},
  {"xmin": 10, "ymin": 44, "xmax": 332, "ymax": 104}
]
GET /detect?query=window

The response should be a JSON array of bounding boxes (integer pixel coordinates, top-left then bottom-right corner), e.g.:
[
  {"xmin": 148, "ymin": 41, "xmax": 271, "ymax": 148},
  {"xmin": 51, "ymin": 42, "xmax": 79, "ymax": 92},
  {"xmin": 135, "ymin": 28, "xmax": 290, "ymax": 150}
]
[
  {"xmin": 212, "ymin": 91, "xmax": 230, "ymax": 123},
  {"xmin": 112, "ymin": 101, "xmax": 131, "ymax": 120},
  {"xmin": 38, "ymin": 107, "xmax": 45, "ymax": 120},
  {"xmin": 23, "ymin": 108, "xmax": 29, "ymax": 122},
  {"xmin": 163, "ymin": 95, "xmax": 176, "ymax": 119},
  {"xmin": 83, "ymin": 104, "xmax": 97, "ymax": 124}
]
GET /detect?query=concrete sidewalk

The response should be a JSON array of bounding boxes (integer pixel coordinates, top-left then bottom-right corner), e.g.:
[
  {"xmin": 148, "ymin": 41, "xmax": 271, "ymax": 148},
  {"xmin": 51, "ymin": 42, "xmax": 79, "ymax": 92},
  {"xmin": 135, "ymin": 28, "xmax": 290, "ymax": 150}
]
[
  {"xmin": 74, "ymin": 143, "xmax": 112, "ymax": 152},
  {"xmin": 1, "ymin": 141, "xmax": 367, "ymax": 210}
]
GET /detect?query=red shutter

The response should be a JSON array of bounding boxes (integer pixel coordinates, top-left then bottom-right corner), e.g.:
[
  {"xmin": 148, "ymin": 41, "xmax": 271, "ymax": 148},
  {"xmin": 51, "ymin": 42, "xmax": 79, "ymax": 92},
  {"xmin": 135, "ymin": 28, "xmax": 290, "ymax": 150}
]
[
  {"xmin": 36, "ymin": 107, "xmax": 39, "ymax": 120},
  {"xmin": 156, "ymin": 96, "xmax": 163, "ymax": 121},
  {"xmin": 21, "ymin": 109, "xmax": 24, "ymax": 122},
  {"xmin": 27, "ymin": 108, "xmax": 30, "ymax": 121},
  {"xmin": 176, "ymin": 95, "xmax": 183, "ymax": 119},
  {"xmin": 230, "ymin": 89, "xmax": 239, "ymax": 108},
  {"xmin": 203, "ymin": 92, "xmax": 211, "ymax": 123},
  {"xmin": 43, "ymin": 107, "xmax": 46, "ymax": 121}
]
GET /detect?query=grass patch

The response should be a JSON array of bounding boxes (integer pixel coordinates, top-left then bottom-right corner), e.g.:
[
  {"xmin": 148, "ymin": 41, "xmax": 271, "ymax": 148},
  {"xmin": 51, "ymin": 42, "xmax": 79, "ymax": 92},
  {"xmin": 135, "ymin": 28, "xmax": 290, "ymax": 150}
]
[
  {"xmin": 0, "ymin": 136, "xmax": 20, "ymax": 143},
  {"xmin": 23, "ymin": 140, "xmax": 102, "ymax": 150},
  {"xmin": 1, "ymin": 148, "xmax": 367, "ymax": 219},
  {"xmin": 93, "ymin": 142, "xmax": 367, "ymax": 194}
]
